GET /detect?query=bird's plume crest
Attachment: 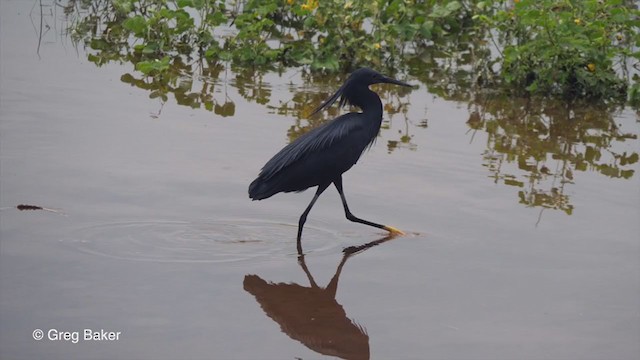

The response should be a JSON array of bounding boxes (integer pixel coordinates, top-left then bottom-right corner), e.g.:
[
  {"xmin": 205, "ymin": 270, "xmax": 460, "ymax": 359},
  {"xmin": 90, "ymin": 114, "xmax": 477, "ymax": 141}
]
[
  {"xmin": 308, "ymin": 82, "xmax": 348, "ymax": 117},
  {"xmin": 309, "ymin": 76, "xmax": 362, "ymax": 118}
]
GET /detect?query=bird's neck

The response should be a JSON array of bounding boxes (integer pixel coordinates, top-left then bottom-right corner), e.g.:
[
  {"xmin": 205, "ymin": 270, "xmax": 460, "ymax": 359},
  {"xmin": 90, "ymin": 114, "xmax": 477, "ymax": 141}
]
[{"xmin": 356, "ymin": 86, "xmax": 383, "ymax": 119}]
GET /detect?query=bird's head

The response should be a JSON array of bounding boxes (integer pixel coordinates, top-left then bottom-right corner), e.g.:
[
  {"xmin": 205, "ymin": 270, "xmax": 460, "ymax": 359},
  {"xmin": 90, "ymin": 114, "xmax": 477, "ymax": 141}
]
[
  {"xmin": 349, "ymin": 67, "xmax": 413, "ymax": 87},
  {"xmin": 310, "ymin": 68, "xmax": 413, "ymax": 117}
]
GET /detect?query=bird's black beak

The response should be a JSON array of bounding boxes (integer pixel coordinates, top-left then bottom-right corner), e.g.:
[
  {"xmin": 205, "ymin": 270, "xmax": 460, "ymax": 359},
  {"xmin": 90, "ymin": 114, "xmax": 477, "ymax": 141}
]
[{"xmin": 381, "ymin": 75, "xmax": 413, "ymax": 88}]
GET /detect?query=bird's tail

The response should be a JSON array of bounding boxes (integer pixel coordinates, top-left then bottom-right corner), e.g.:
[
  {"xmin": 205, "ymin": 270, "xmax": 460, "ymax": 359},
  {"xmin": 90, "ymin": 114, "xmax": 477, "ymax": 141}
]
[{"xmin": 248, "ymin": 176, "xmax": 276, "ymax": 200}]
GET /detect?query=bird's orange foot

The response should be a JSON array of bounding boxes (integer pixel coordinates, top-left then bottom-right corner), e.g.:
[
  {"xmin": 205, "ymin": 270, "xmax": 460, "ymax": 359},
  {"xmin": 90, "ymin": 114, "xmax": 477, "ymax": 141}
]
[{"xmin": 383, "ymin": 225, "xmax": 406, "ymax": 236}]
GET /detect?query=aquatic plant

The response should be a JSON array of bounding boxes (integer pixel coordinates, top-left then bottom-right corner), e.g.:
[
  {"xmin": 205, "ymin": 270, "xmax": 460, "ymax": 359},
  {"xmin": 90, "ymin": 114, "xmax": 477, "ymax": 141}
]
[
  {"xmin": 65, "ymin": 0, "xmax": 639, "ymax": 104},
  {"xmin": 478, "ymin": 0, "xmax": 639, "ymax": 102}
]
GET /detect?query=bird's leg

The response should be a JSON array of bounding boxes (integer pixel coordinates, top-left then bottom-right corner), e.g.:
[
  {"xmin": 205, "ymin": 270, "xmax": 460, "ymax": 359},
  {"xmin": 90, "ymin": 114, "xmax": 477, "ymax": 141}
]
[
  {"xmin": 333, "ymin": 176, "xmax": 405, "ymax": 236},
  {"xmin": 297, "ymin": 183, "xmax": 330, "ymax": 254}
]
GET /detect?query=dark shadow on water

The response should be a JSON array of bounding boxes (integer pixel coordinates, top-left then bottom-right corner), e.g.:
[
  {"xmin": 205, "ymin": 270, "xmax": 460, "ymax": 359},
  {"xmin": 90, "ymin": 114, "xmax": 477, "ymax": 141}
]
[{"xmin": 243, "ymin": 235, "xmax": 398, "ymax": 360}]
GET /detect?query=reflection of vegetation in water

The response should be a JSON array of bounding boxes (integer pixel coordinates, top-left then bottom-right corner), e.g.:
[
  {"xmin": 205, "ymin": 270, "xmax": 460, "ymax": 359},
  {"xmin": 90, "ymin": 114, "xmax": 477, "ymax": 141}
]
[
  {"xmin": 64, "ymin": 0, "xmax": 237, "ymax": 114},
  {"xmin": 382, "ymin": 90, "xmax": 422, "ymax": 153},
  {"xmin": 52, "ymin": 0, "xmax": 639, "ymax": 213},
  {"xmin": 64, "ymin": 0, "xmax": 639, "ymax": 104},
  {"xmin": 467, "ymin": 96, "xmax": 638, "ymax": 214},
  {"xmin": 63, "ymin": 0, "xmax": 490, "ymax": 108}
]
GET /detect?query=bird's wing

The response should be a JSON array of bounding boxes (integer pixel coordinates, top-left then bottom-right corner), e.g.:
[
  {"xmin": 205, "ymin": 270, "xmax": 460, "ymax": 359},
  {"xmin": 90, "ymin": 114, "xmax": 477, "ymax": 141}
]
[{"xmin": 259, "ymin": 113, "xmax": 364, "ymax": 181}]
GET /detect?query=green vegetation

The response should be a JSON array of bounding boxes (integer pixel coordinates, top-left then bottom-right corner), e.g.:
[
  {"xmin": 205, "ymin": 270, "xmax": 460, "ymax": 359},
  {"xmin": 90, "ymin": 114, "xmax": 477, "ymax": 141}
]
[
  {"xmin": 481, "ymin": 0, "xmax": 639, "ymax": 101},
  {"xmin": 66, "ymin": 0, "xmax": 640, "ymax": 104},
  {"xmin": 59, "ymin": 0, "xmax": 638, "ymax": 213}
]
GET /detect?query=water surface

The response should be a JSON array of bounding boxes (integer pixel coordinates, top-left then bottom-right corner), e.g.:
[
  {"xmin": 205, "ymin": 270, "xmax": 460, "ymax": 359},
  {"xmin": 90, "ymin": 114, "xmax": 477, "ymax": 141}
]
[{"xmin": 1, "ymin": 1, "xmax": 639, "ymax": 359}]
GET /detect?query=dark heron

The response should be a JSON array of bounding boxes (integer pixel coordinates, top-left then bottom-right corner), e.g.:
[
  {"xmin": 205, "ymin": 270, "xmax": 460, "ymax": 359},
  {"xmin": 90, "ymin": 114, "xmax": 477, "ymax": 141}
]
[{"xmin": 249, "ymin": 68, "xmax": 412, "ymax": 248}]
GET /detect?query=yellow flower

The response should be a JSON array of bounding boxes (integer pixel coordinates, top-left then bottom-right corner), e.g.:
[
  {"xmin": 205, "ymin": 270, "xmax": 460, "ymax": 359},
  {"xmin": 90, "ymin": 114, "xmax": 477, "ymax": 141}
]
[
  {"xmin": 301, "ymin": 0, "xmax": 318, "ymax": 11},
  {"xmin": 287, "ymin": 0, "xmax": 294, "ymax": 5},
  {"xmin": 374, "ymin": 43, "xmax": 381, "ymax": 50},
  {"xmin": 514, "ymin": 0, "xmax": 520, "ymax": 3},
  {"xmin": 574, "ymin": 18, "xmax": 581, "ymax": 25},
  {"xmin": 587, "ymin": 63, "xmax": 596, "ymax": 72}
]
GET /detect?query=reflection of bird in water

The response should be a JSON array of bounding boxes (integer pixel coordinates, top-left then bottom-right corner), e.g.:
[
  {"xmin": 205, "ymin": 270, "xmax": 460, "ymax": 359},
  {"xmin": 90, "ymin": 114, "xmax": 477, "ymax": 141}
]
[
  {"xmin": 243, "ymin": 235, "xmax": 397, "ymax": 360},
  {"xmin": 249, "ymin": 68, "xmax": 413, "ymax": 253}
]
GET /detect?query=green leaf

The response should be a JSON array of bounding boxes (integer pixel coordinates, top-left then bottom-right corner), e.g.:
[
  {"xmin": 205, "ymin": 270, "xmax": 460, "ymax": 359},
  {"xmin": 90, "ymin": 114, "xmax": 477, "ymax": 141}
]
[
  {"xmin": 122, "ymin": 15, "xmax": 147, "ymax": 37},
  {"xmin": 311, "ymin": 55, "xmax": 339, "ymax": 72},
  {"xmin": 206, "ymin": 11, "xmax": 227, "ymax": 26},
  {"xmin": 89, "ymin": 38, "xmax": 109, "ymax": 50},
  {"xmin": 218, "ymin": 50, "xmax": 232, "ymax": 61},
  {"xmin": 113, "ymin": 0, "xmax": 133, "ymax": 15},
  {"xmin": 136, "ymin": 56, "xmax": 171, "ymax": 75},
  {"xmin": 87, "ymin": 53, "xmax": 100, "ymax": 63},
  {"xmin": 120, "ymin": 73, "xmax": 135, "ymax": 83},
  {"xmin": 204, "ymin": 45, "xmax": 219, "ymax": 59},
  {"xmin": 142, "ymin": 43, "xmax": 159, "ymax": 54},
  {"xmin": 445, "ymin": 1, "xmax": 461, "ymax": 13},
  {"xmin": 176, "ymin": 0, "xmax": 193, "ymax": 8}
]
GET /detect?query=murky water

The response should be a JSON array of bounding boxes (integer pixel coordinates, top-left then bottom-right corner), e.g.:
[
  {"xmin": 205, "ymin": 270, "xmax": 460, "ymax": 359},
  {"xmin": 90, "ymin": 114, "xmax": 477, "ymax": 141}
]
[{"xmin": 1, "ymin": 1, "xmax": 639, "ymax": 359}]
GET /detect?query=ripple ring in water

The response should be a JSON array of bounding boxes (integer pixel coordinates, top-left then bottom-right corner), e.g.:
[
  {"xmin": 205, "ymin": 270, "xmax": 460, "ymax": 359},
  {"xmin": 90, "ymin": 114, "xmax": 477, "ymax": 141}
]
[{"xmin": 68, "ymin": 219, "xmax": 343, "ymax": 263}]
